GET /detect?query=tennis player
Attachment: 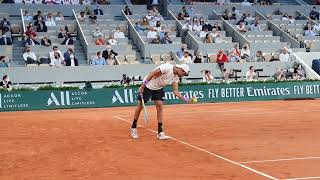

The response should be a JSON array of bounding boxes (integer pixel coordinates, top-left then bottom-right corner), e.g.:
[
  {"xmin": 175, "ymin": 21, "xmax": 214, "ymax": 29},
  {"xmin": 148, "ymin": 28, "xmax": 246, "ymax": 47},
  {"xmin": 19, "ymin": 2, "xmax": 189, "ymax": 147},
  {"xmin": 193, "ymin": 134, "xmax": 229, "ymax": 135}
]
[{"xmin": 130, "ymin": 63, "xmax": 191, "ymax": 140}]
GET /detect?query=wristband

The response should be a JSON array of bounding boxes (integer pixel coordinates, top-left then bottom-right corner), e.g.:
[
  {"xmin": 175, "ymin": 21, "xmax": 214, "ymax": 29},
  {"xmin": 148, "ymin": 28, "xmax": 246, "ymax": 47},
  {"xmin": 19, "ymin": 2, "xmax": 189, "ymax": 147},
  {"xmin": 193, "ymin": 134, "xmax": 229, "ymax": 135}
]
[
  {"xmin": 143, "ymin": 80, "xmax": 149, "ymax": 85},
  {"xmin": 184, "ymin": 97, "xmax": 189, "ymax": 102}
]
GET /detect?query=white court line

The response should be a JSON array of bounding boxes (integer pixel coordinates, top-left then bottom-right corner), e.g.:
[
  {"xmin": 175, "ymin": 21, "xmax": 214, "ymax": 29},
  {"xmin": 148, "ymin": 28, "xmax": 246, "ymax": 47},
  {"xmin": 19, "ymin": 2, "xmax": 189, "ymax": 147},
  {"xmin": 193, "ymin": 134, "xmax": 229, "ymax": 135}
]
[
  {"xmin": 239, "ymin": 157, "xmax": 320, "ymax": 164},
  {"xmin": 113, "ymin": 115, "xmax": 278, "ymax": 180},
  {"xmin": 284, "ymin": 176, "xmax": 320, "ymax": 180}
]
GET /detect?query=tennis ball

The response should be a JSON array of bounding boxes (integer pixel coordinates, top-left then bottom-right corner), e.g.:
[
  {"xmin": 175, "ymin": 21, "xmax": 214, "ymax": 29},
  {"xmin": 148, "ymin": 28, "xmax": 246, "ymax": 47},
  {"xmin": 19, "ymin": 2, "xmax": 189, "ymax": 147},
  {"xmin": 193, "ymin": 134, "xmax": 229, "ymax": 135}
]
[{"xmin": 192, "ymin": 97, "xmax": 198, "ymax": 103}]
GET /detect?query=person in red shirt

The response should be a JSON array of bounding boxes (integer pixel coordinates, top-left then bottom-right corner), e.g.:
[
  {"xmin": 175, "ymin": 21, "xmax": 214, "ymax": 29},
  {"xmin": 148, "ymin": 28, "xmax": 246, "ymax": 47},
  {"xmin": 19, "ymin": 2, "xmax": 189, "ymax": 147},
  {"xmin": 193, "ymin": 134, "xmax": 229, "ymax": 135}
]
[
  {"xmin": 25, "ymin": 26, "xmax": 37, "ymax": 38},
  {"xmin": 95, "ymin": 35, "xmax": 106, "ymax": 45},
  {"xmin": 217, "ymin": 50, "xmax": 228, "ymax": 71}
]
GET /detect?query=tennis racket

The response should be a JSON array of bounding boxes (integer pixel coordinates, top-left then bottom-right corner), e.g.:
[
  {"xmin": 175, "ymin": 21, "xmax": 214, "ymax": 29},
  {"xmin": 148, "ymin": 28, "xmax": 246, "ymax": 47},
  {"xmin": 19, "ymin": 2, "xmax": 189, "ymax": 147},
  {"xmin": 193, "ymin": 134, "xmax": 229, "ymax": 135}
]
[{"xmin": 140, "ymin": 94, "xmax": 148, "ymax": 124}]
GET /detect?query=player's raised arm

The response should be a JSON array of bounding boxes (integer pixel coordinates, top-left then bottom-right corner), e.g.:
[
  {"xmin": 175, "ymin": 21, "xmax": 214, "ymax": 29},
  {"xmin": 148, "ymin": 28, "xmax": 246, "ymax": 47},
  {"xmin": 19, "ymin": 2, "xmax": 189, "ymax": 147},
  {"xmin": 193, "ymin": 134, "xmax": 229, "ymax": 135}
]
[{"xmin": 172, "ymin": 82, "xmax": 192, "ymax": 103}]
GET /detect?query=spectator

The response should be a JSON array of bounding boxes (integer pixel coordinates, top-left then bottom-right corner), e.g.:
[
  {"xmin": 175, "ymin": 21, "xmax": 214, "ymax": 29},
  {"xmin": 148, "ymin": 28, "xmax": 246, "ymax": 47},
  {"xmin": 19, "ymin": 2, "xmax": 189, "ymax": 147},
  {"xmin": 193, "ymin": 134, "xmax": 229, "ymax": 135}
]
[
  {"xmin": 254, "ymin": 50, "xmax": 265, "ymax": 62},
  {"xmin": 221, "ymin": 68, "xmax": 234, "ymax": 81},
  {"xmin": 91, "ymin": 51, "xmax": 106, "ymax": 66},
  {"xmin": 288, "ymin": 16, "xmax": 295, "ymax": 24},
  {"xmin": 61, "ymin": 34, "xmax": 73, "ymax": 45},
  {"xmin": 303, "ymin": 22, "xmax": 312, "ymax": 30},
  {"xmin": 293, "ymin": 63, "xmax": 306, "ymax": 80},
  {"xmin": 107, "ymin": 35, "xmax": 118, "ymax": 45},
  {"xmin": 45, "ymin": 13, "xmax": 56, "ymax": 27},
  {"xmin": 134, "ymin": 22, "xmax": 147, "ymax": 32},
  {"xmin": 150, "ymin": 35, "xmax": 160, "ymax": 44},
  {"xmin": 182, "ymin": 21, "xmax": 192, "ymax": 31},
  {"xmin": 95, "ymin": 35, "xmax": 106, "ymax": 45},
  {"xmin": 160, "ymin": 32, "xmax": 173, "ymax": 44},
  {"xmin": 199, "ymin": 27, "xmax": 208, "ymax": 38},
  {"xmin": 273, "ymin": 8, "xmax": 282, "ymax": 15},
  {"xmin": 25, "ymin": 35, "xmax": 40, "ymax": 46},
  {"xmin": 212, "ymin": 22, "xmax": 222, "ymax": 31},
  {"xmin": 314, "ymin": 21, "xmax": 320, "ymax": 31},
  {"xmin": 141, "ymin": 17, "xmax": 149, "ymax": 27},
  {"xmin": 281, "ymin": 13, "xmax": 289, "ymax": 21},
  {"xmin": 0, "ymin": 56, "xmax": 9, "ymax": 68},
  {"xmin": 58, "ymin": 27, "xmax": 67, "ymax": 38},
  {"xmin": 304, "ymin": 24, "xmax": 316, "ymax": 37},
  {"xmin": 154, "ymin": 13, "xmax": 164, "ymax": 22},
  {"xmin": 36, "ymin": 20, "xmax": 47, "ymax": 32},
  {"xmin": 240, "ymin": 44, "xmax": 250, "ymax": 59},
  {"xmin": 193, "ymin": 21, "xmax": 202, "ymax": 32},
  {"xmin": 64, "ymin": 47, "xmax": 78, "ymax": 66},
  {"xmin": 114, "ymin": 27, "xmax": 125, "ymax": 38},
  {"xmin": 106, "ymin": 54, "xmax": 116, "ymax": 65},
  {"xmin": 94, "ymin": 5, "xmax": 104, "ymax": 15},
  {"xmin": 41, "ymin": 35, "xmax": 52, "ymax": 47},
  {"xmin": 241, "ymin": 0, "xmax": 251, "ymax": 6},
  {"xmin": 231, "ymin": 7, "xmax": 240, "ymax": 16},
  {"xmin": 229, "ymin": 51, "xmax": 241, "ymax": 62},
  {"xmin": 274, "ymin": 68, "xmax": 286, "ymax": 80},
  {"xmin": 193, "ymin": 51, "xmax": 203, "ymax": 63},
  {"xmin": 149, "ymin": 17, "xmax": 157, "ymax": 27},
  {"xmin": 237, "ymin": 22, "xmax": 247, "ymax": 32},
  {"xmin": 180, "ymin": 51, "xmax": 192, "ymax": 64},
  {"xmin": 92, "ymin": 27, "xmax": 103, "ymax": 38},
  {"xmin": 23, "ymin": 46, "xmax": 38, "ymax": 65},
  {"xmin": 50, "ymin": 52, "xmax": 63, "ymax": 67},
  {"xmin": 55, "ymin": 12, "xmax": 65, "ymax": 21},
  {"xmin": 250, "ymin": 21, "xmax": 261, "ymax": 31},
  {"xmin": 217, "ymin": 0, "xmax": 225, "ymax": 5},
  {"xmin": 202, "ymin": 21, "xmax": 213, "ymax": 31},
  {"xmin": 102, "ymin": 45, "xmax": 118, "ymax": 60},
  {"xmin": 78, "ymin": 12, "xmax": 86, "ymax": 21},
  {"xmin": 295, "ymin": 12, "xmax": 304, "ymax": 20},
  {"xmin": 155, "ymin": 21, "xmax": 162, "ymax": 32},
  {"xmin": 89, "ymin": 13, "xmax": 97, "ymax": 24},
  {"xmin": 0, "ymin": 33, "xmax": 12, "ymax": 45},
  {"xmin": 246, "ymin": 66, "xmax": 257, "ymax": 81},
  {"xmin": 50, "ymin": 46, "xmax": 64, "ymax": 63},
  {"xmin": 145, "ymin": 11, "xmax": 154, "ymax": 21},
  {"xmin": 176, "ymin": 45, "xmax": 186, "ymax": 59},
  {"xmin": 217, "ymin": 50, "xmax": 228, "ymax": 71},
  {"xmin": 158, "ymin": 26, "xmax": 166, "ymax": 39},
  {"xmin": 84, "ymin": 6, "xmax": 92, "ymax": 15},
  {"xmin": 214, "ymin": 33, "xmax": 225, "ymax": 43},
  {"xmin": 25, "ymin": 26, "xmax": 37, "ymax": 37},
  {"xmin": 62, "ymin": 0, "xmax": 71, "ymax": 5},
  {"xmin": 0, "ymin": 18, "xmax": 11, "ymax": 33},
  {"xmin": 246, "ymin": 14, "xmax": 255, "ymax": 24},
  {"xmin": 23, "ymin": 11, "xmax": 33, "ymax": 21},
  {"xmin": 71, "ymin": 0, "xmax": 80, "ymax": 5},
  {"xmin": 202, "ymin": 70, "xmax": 213, "ymax": 83},
  {"xmin": 231, "ymin": 44, "xmax": 241, "ymax": 57},
  {"xmin": 310, "ymin": 7, "xmax": 319, "ymax": 20},
  {"xmin": 203, "ymin": 33, "xmax": 213, "ymax": 43},
  {"xmin": 124, "ymin": 6, "xmax": 133, "ymax": 15},
  {"xmin": 279, "ymin": 48, "xmax": 290, "ymax": 62},
  {"xmin": 0, "ymin": 75, "xmax": 12, "ymax": 89},
  {"xmin": 33, "ymin": 11, "xmax": 43, "ymax": 21},
  {"xmin": 147, "ymin": 27, "xmax": 157, "ymax": 40},
  {"xmin": 81, "ymin": 0, "xmax": 91, "ymax": 5},
  {"xmin": 98, "ymin": 0, "xmax": 110, "ymax": 5}
]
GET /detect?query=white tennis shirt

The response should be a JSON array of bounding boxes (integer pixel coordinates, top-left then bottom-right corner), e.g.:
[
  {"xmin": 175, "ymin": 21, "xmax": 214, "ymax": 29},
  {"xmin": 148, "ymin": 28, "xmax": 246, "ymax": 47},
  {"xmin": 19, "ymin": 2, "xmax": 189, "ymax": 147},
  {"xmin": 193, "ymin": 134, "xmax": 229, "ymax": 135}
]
[{"xmin": 145, "ymin": 63, "xmax": 180, "ymax": 90}]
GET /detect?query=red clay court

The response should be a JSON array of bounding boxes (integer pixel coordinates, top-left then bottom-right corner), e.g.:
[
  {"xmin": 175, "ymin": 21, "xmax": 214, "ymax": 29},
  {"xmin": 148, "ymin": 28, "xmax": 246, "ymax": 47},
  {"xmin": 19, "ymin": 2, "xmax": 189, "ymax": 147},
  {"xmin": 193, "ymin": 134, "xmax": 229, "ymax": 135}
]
[{"xmin": 1, "ymin": 100, "xmax": 320, "ymax": 180}]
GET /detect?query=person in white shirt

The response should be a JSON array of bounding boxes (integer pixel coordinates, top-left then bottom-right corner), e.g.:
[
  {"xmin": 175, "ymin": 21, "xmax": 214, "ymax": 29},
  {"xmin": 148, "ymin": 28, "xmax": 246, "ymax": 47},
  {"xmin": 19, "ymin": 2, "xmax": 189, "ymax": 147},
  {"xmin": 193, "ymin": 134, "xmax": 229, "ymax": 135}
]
[
  {"xmin": 54, "ymin": 0, "xmax": 63, "ymax": 4},
  {"xmin": 113, "ymin": 27, "xmax": 125, "ymax": 38},
  {"xmin": 23, "ymin": 46, "xmax": 37, "ymax": 65},
  {"xmin": 130, "ymin": 63, "xmax": 191, "ymax": 140},
  {"xmin": 50, "ymin": 52, "xmax": 63, "ymax": 66},
  {"xmin": 14, "ymin": 0, "xmax": 23, "ymax": 3},
  {"xmin": 241, "ymin": 0, "xmax": 251, "ymax": 6},
  {"xmin": 279, "ymin": 48, "xmax": 290, "ymax": 62},
  {"xmin": 70, "ymin": 0, "xmax": 79, "ymax": 4},
  {"xmin": 154, "ymin": 14, "xmax": 164, "ymax": 21},
  {"xmin": 147, "ymin": 27, "xmax": 157, "ymax": 39},
  {"xmin": 182, "ymin": 21, "xmax": 192, "ymax": 31},
  {"xmin": 199, "ymin": 28, "xmax": 208, "ymax": 38},
  {"xmin": 192, "ymin": 23, "xmax": 202, "ymax": 32},
  {"xmin": 62, "ymin": 0, "xmax": 71, "ymax": 5},
  {"xmin": 281, "ymin": 13, "xmax": 289, "ymax": 21},
  {"xmin": 180, "ymin": 52, "xmax": 193, "ymax": 64},
  {"xmin": 313, "ymin": 22, "xmax": 320, "ymax": 31},
  {"xmin": 240, "ymin": 43, "xmax": 251, "ymax": 59},
  {"xmin": 288, "ymin": 16, "xmax": 295, "ymax": 24},
  {"xmin": 49, "ymin": 46, "xmax": 64, "ymax": 63},
  {"xmin": 145, "ymin": 11, "xmax": 154, "ymax": 21},
  {"xmin": 24, "ymin": 0, "xmax": 33, "ymax": 4},
  {"xmin": 78, "ymin": 12, "xmax": 86, "ymax": 21},
  {"xmin": 211, "ymin": 28, "xmax": 219, "ymax": 38},
  {"xmin": 107, "ymin": 35, "xmax": 118, "ymax": 45},
  {"xmin": 23, "ymin": 11, "xmax": 33, "ymax": 21},
  {"xmin": 82, "ymin": 0, "xmax": 91, "ymax": 5},
  {"xmin": 45, "ymin": 14, "xmax": 56, "ymax": 27},
  {"xmin": 237, "ymin": 22, "xmax": 247, "ymax": 32},
  {"xmin": 92, "ymin": 27, "xmax": 103, "ymax": 38},
  {"xmin": 202, "ymin": 70, "xmax": 213, "ymax": 83},
  {"xmin": 34, "ymin": 0, "xmax": 43, "ymax": 4},
  {"xmin": 250, "ymin": 21, "xmax": 261, "ymax": 31},
  {"xmin": 214, "ymin": 33, "xmax": 225, "ymax": 43},
  {"xmin": 246, "ymin": 66, "xmax": 257, "ymax": 81},
  {"xmin": 55, "ymin": 12, "xmax": 64, "ymax": 21}
]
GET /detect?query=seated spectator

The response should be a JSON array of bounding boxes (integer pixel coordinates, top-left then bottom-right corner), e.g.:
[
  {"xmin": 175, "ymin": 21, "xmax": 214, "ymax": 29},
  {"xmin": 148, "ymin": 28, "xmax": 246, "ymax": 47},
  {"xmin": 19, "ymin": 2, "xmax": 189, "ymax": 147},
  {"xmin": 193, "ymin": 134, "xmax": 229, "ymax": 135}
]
[
  {"xmin": 107, "ymin": 35, "xmax": 118, "ymax": 45},
  {"xmin": 199, "ymin": 27, "xmax": 208, "ymax": 38},
  {"xmin": 203, "ymin": 33, "xmax": 213, "ymax": 43},
  {"xmin": 145, "ymin": 11, "xmax": 154, "ymax": 21},
  {"xmin": 314, "ymin": 21, "xmax": 320, "ymax": 31},
  {"xmin": 62, "ymin": 0, "xmax": 71, "ymax": 5},
  {"xmin": 246, "ymin": 66, "xmax": 257, "ymax": 81},
  {"xmin": 212, "ymin": 22, "xmax": 222, "ymax": 31},
  {"xmin": 0, "ymin": 75, "xmax": 12, "ymax": 89},
  {"xmin": 58, "ymin": 27, "xmax": 68, "ymax": 38},
  {"xmin": 89, "ymin": 13, "xmax": 97, "ymax": 24},
  {"xmin": 124, "ymin": 6, "xmax": 133, "ymax": 15},
  {"xmin": 303, "ymin": 22, "xmax": 311, "ymax": 30},
  {"xmin": 217, "ymin": 0, "xmax": 225, "ymax": 5},
  {"xmin": 141, "ymin": 17, "xmax": 149, "ymax": 27},
  {"xmin": 149, "ymin": 17, "xmax": 157, "ymax": 27},
  {"xmin": 193, "ymin": 21, "xmax": 202, "ymax": 32},
  {"xmin": 240, "ymin": 43, "xmax": 250, "ymax": 59},
  {"xmin": 33, "ymin": 11, "xmax": 43, "ymax": 21},
  {"xmin": 304, "ymin": 25, "xmax": 316, "ymax": 37},
  {"xmin": 71, "ymin": 0, "xmax": 80, "ymax": 5},
  {"xmin": 50, "ymin": 52, "xmax": 63, "ymax": 67},
  {"xmin": 281, "ymin": 13, "xmax": 289, "ymax": 21},
  {"xmin": 310, "ymin": 7, "xmax": 320, "ymax": 20},
  {"xmin": 61, "ymin": 34, "xmax": 73, "ymax": 45},
  {"xmin": 84, "ymin": 6, "xmax": 92, "ymax": 15},
  {"xmin": 23, "ymin": 11, "xmax": 33, "ymax": 21},
  {"xmin": 273, "ymin": 8, "xmax": 282, "ymax": 15},
  {"xmin": 0, "ymin": 18, "xmax": 11, "ymax": 34},
  {"xmin": 41, "ymin": 35, "xmax": 52, "ymax": 47},
  {"xmin": 150, "ymin": 35, "xmax": 160, "ymax": 44},
  {"xmin": 102, "ymin": 45, "xmax": 118, "ymax": 60},
  {"xmin": 202, "ymin": 21, "xmax": 213, "ymax": 31},
  {"xmin": 25, "ymin": 35, "xmax": 40, "ymax": 46},
  {"xmin": 95, "ymin": 35, "xmax": 106, "ymax": 45},
  {"xmin": 25, "ymin": 26, "xmax": 37, "ymax": 37},
  {"xmin": 147, "ymin": 27, "xmax": 157, "ymax": 40},
  {"xmin": 214, "ymin": 33, "xmax": 225, "ymax": 43},
  {"xmin": 288, "ymin": 16, "xmax": 295, "ymax": 24},
  {"xmin": 98, "ymin": 0, "xmax": 110, "ymax": 5},
  {"xmin": 279, "ymin": 48, "xmax": 290, "ymax": 62},
  {"xmin": 246, "ymin": 14, "xmax": 255, "ymax": 24},
  {"xmin": 78, "ymin": 12, "xmax": 86, "ymax": 21},
  {"xmin": 91, "ymin": 51, "xmax": 106, "ymax": 66},
  {"xmin": 154, "ymin": 13, "xmax": 164, "ymax": 22},
  {"xmin": 81, "ymin": 0, "xmax": 91, "ymax": 5},
  {"xmin": 231, "ymin": 7, "xmax": 240, "ymax": 16},
  {"xmin": 295, "ymin": 12, "xmax": 304, "ymax": 20},
  {"xmin": 241, "ymin": 0, "xmax": 251, "ymax": 6},
  {"xmin": 231, "ymin": 44, "xmax": 241, "ymax": 57},
  {"xmin": 36, "ymin": 20, "xmax": 47, "ymax": 32},
  {"xmin": 237, "ymin": 22, "xmax": 247, "ymax": 32},
  {"xmin": 106, "ymin": 54, "xmax": 116, "ymax": 65},
  {"xmin": 293, "ymin": 64, "xmax": 306, "ymax": 80},
  {"xmin": 94, "ymin": 5, "xmax": 104, "ymax": 15},
  {"xmin": 64, "ymin": 47, "xmax": 78, "ymax": 66},
  {"xmin": 193, "ymin": 51, "xmax": 203, "ymax": 63},
  {"xmin": 176, "ymin": 44, "xmax": 186, "ymax": 59},
  {"xmin": 182, "ymin": 21, "xmax": 192, "ymax": 31},
  {"xmin": 50, "ymin": 46, "xmax": 64, "ymax": 63},
  {"xmin": 202, "ymin": 70, "xmax": 213, "ymax": 83},
  {"xmin": 23, "ymin": 46, "xmax": 38, "ymax": 65},
  {"xmin": 0, "ymin": 33, "xmax": 12, "ymax": 45},
  {"xmin": 55, "ymin": 12, "xmax": 64, "ymax": 21},
  {"xmin": 158, "ymin": 26, "xmax": 167, "ymax": 39},
  {"xmin": 93, "ymin": 27, "xmax": 103, "ymax": 38},
  {"xmin": 180, "ymin": 51, "xmax": 192, "ymax": 64},
  {"xmin": 229, "ymin": 51, "xmax": 241, "ymax": 62},
  {"xmin": 221, "ymin": 68, "xmax": 234, "ymax": 81},
  {"xmin": 217, "ymin": 50, "xmax": 228, "ymax": 71},
  {"xmin": 274, "ymin": 68, "xmax": 286, "ymax": 80},
  {"xmin": 155, "ymin": 21, "xmax": 162, "ymax": 32},
  {"xmin": 134, "ymin": 22, "xmax": 148, "ymax": 32},
  {"xmin": 0, "ymin": 56, "xmax": 9, "ymax": 68},
  {"xmin": 254, "ymin": 50, "xmax": 265, "ymax": 62},
  {"xmin": 113, "ymin": 27, "xmax": 125, "ymax": 38},
  {"xmin": 250, "ymin": 21, "xmax": 261, "ymax": 31},
  {"xmin": 160, "ymin": 32, "xmax": 173, "ymax": 44},
  {"xmin": 45, "ymin": 13, "xmax": 56, "ymax": 27}
]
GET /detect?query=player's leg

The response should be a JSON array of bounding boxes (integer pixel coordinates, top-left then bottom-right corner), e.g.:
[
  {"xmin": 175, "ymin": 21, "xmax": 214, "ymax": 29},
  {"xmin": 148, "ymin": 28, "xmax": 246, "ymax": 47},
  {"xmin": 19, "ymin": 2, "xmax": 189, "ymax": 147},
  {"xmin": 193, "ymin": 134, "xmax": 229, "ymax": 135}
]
[
  {"xmin": 131, "ymin": 100, "xmax": 143, "ymax": 129},
  {"xmin": 152, "ymin": 89, "xmax": 170, "ymax": 140}
]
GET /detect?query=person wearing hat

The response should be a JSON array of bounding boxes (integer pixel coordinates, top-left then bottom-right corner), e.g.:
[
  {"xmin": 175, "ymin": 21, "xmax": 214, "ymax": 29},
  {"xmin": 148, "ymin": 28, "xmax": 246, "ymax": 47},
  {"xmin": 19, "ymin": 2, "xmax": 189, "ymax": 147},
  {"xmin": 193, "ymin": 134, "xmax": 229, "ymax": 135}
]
[{"xmin": 131, "ymin": 63, "xmax": 191, "ymax": 140}]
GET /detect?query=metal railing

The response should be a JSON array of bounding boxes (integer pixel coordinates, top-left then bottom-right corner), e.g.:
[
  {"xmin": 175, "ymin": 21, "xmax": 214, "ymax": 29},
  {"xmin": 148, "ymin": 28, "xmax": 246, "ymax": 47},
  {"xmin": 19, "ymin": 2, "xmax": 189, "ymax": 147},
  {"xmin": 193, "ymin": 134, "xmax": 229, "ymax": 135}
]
[
  {"xmin": 20, "ymin": 8, "xmax": 26, "ymax": 33},
  {"xmin": 72, "ymin": 9, "xmax": 88, "ymax": 46}
]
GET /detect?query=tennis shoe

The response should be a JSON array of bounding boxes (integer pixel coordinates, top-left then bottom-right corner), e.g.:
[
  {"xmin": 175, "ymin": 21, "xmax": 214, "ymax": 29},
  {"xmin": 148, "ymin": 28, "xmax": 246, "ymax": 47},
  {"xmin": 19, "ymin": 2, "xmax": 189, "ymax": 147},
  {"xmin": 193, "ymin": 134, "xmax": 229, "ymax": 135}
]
[
  {"xmin": 130, "ymin": 128, "xmax": 138, "ymax": 139},
  {"xmin": 157, "ymin": 132, "xmax": 170, "ymax": 140}
]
